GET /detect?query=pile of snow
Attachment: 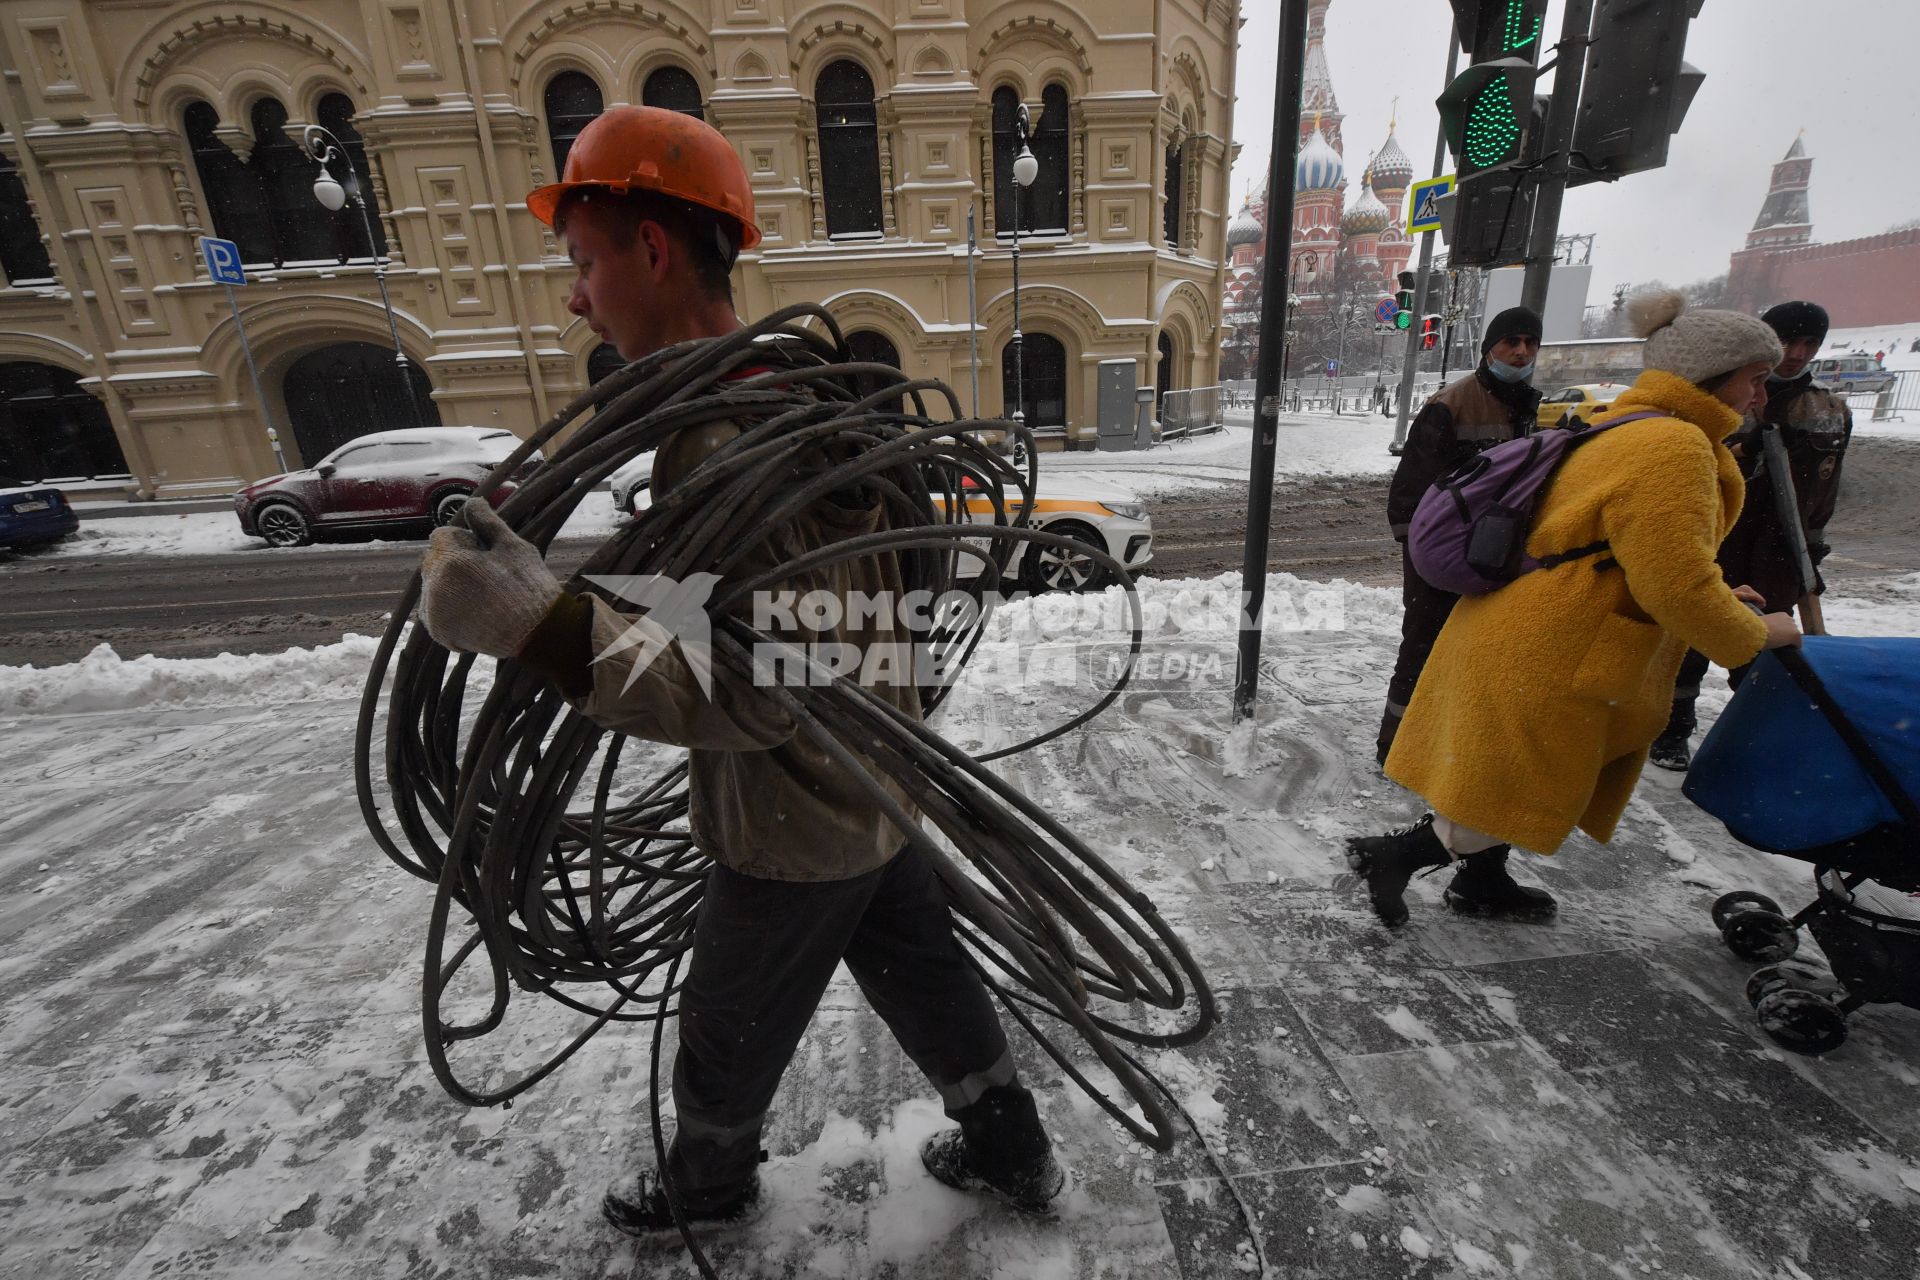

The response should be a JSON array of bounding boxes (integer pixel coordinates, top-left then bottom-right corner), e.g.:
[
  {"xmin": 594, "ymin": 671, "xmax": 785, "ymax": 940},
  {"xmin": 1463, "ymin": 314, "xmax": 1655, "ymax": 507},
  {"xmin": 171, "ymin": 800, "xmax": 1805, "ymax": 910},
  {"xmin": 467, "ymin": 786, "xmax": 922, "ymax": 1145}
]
[{"xmin": 0, "ymin": 634, "xmax": 385, "ymax": 715}]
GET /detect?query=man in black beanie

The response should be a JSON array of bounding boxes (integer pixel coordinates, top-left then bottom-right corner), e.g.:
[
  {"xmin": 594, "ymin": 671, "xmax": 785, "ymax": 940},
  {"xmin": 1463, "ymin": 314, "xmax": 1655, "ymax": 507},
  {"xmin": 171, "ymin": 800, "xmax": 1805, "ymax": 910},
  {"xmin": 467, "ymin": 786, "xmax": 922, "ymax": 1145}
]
[
  {"xmin": 1651, "ymin": 300, "xmax": 1854, "ymax": 772},
  {"xmin": 1377, "ymin": 305, "xmax": 1548, "ymax": 916}
]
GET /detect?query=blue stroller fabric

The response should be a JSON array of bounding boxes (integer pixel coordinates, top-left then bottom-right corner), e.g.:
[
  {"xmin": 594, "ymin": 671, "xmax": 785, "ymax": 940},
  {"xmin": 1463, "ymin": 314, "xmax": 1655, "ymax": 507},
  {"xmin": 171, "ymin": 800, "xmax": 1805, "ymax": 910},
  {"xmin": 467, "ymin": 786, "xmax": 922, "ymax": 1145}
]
[{"xmin": 1685, "ymin": 635, "xmax": 1920, "ymax": 854}]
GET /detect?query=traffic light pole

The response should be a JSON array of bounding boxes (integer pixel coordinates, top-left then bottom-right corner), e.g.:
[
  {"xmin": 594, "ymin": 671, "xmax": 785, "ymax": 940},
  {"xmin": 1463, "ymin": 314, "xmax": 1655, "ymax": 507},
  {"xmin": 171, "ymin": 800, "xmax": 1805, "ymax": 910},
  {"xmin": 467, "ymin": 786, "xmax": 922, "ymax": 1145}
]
[
  {"xmin": 1519, "ymin": 0, "xmax": 1595, "ymax": 317},
  {"xmin": 1233, "ymin": 0, "xmax": 1310, "ymax": 724},
  {"xmin": 1392, "ymin": 28, "xmax": 1459, "ymax": 453}
]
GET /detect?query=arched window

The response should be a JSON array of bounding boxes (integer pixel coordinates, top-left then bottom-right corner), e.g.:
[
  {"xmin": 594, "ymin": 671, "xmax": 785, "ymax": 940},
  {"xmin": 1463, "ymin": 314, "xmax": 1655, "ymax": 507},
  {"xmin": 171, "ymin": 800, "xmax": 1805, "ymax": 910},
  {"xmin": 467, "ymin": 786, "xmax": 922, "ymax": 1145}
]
[
  {"xmin": 1001, "ymin": 332, "xmax": 1067, "ymax": 428},
  {"xmin": 587, "ymin": 342, "xmax": 626, "ymax": 385},
  {"xmin": 250, "ymin": 97, "xmax": 338, "ymax": 265},
  {"xmin": 1157, "ymin": 332, "xmax": 1177, "ymax": 408},
  {"xmin": 185, "ymin": 99, "xmax": 274, "ymax": 266},
  {"xmin": 815, "ymin": 60, "xmax": 883, "ymax": 238},
  {"xmin": 1029, "ymin": 83, "xmax": 1071, "ymax": 234},
  {"xmin": 846, "ymin": 329, "xmax": 903, "ymax": 414},
  {"xmin": 993, "ymin": 84, "xmax": 1070, "ymax": 237},
  {"xmin": 317, "ymin": 93, "xmax": 386, "ymax": 259},
  {"xmin": 0, "ymin": 149, "xmax": 52, "ymax": 285},
  {"xmin": 282, "ymin": 342, "xmax": 440, "ymax": 465},
  {"xmin": 0, "ymin": 362, "xmax": 128, "ymax": 481},
  {"xmin": 545, "ymin": 71, "xmax": 604, "ymax": 175},
  {"xmin": 642, "ymin": 66, "xmax": 705, "ymax": 120},
  {"xmin": 1163, "ymin": 134, "xmax": 1185, "ymax": 250}
]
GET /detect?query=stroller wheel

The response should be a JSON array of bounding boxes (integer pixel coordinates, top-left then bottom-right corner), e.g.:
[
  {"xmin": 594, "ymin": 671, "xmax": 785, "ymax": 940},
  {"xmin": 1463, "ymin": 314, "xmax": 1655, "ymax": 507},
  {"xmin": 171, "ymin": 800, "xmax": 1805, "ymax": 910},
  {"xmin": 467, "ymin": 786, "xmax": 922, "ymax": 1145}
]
[
  {"xmin": 1745, "ymin": 965, "xmax": 1793, "ymax": 1009},
  {"xmin": 1754, "ymin": 988, "xmax": 1848, "ymax": 1055},
  {"xmin": 1711, "ymin": 890, "xmax": 1785, "ymax": 931},
  {"xmin": 1722, "ymin": 909, "xmax": 1800, "ymax": 963}
]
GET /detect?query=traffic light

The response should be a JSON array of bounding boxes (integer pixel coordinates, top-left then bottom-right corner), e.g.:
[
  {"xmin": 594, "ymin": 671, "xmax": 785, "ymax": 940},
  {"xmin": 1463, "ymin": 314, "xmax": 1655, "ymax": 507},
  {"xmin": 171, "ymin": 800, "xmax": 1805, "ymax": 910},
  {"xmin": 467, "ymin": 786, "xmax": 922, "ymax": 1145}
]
[
  {"xmin": 1571, "ymin": 1, "xmax": 1707, "ymax": 186},
  {"xmin": 1395, "ymin": 271, "xmax": 1416, "ymax": 330},
  {"xmin": 1439, "ymin": 0, "xmax": 1550, "ymax": 267},
  {"xmin": 1421, "ymin": 315, "xmax": 1441, "ymax": 351}
]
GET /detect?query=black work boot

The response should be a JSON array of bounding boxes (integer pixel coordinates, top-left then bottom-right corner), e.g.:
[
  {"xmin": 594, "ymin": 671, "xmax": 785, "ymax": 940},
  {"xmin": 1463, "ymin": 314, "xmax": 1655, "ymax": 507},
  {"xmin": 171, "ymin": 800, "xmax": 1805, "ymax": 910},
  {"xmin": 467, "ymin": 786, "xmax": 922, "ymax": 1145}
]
[
  {"xmin": 1443, "ymin": 846, "xmax": 1556, "ymax": 920},
  {"xmin": 1345, "ymin": 813, "xmax": 1452, "ymax": 927},
  {"xmin": 920, "ymin": 1084, "xmax": 1066, "ymax": 1215},
  {"xmin": 1649, "ymin": 698, "xmax": 1696, "ymax": 773},
  {"xmin": 602, "ymin": 1170, "xmax": 760, "ymax": 1237}
]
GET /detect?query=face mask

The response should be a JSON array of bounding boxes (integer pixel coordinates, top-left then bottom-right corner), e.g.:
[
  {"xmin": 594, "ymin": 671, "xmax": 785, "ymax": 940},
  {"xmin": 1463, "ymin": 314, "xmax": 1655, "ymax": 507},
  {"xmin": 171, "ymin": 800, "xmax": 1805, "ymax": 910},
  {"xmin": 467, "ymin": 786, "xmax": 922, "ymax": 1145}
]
[{"xmin": 1487, "ymin": 359, "xmax": 1535, "ymax": 385}]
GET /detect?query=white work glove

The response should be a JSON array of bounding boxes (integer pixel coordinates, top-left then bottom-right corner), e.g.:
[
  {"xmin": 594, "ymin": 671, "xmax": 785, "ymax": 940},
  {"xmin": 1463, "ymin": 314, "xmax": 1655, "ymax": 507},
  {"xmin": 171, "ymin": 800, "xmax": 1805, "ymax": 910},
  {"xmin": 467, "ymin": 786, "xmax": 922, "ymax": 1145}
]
[{"xmin": 419, "ymin": 497, "xmax": 563, "ymax": 657}]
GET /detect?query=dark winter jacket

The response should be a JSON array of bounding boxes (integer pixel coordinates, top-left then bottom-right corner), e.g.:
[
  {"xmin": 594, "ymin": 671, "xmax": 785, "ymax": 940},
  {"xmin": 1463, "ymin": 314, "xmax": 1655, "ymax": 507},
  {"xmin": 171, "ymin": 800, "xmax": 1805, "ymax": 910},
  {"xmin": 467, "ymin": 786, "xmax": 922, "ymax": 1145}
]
[
  {"xmin": 1386, "ymin": 366, "xmax": 1545, "ymax": 539},
  {"xmin": 1716, "ymin": 372, "xmax": 1853, "ymax": 611},
  {"xmin": 516, "ymin": 417, "xmax": 924, "ymax": 883}
]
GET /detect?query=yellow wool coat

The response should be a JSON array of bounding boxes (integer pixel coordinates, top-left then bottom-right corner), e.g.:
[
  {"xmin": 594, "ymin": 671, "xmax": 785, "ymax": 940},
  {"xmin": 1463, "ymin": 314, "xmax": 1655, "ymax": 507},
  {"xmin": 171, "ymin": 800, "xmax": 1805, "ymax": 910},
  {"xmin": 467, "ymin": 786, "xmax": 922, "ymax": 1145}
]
[{"xmin": 1385, "ymin": 370, "xmax": 1771, "ymax": 853}]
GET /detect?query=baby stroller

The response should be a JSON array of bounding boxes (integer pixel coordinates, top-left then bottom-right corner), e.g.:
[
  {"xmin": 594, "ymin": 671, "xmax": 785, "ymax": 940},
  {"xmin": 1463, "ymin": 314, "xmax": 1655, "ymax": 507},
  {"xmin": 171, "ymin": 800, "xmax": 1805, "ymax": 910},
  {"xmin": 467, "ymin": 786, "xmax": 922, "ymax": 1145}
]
[{"xmin": 1683, "ymin": 635, "xmax": 1920, "ymax": 1055}]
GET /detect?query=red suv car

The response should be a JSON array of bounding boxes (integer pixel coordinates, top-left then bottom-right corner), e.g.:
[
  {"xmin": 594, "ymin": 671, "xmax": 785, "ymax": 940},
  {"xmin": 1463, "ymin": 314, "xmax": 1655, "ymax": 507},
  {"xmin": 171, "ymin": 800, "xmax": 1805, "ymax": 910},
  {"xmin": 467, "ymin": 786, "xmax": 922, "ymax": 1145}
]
[{"xmin": 233, "ymin": 427, "xmax": 539, "ymax": 547}]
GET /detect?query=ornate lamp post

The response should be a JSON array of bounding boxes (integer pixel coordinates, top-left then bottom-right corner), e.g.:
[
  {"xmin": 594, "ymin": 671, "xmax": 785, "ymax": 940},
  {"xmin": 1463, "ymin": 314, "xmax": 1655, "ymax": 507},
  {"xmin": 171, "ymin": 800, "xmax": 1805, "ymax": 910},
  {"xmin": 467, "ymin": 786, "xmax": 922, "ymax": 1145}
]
[
  {"xmin": 1009, "ymin": 103, "xmax": 1039, "ymax": 425},
  {"xmin": 303, "ymin": 124, "xmax": 422, "ymax": 428}
]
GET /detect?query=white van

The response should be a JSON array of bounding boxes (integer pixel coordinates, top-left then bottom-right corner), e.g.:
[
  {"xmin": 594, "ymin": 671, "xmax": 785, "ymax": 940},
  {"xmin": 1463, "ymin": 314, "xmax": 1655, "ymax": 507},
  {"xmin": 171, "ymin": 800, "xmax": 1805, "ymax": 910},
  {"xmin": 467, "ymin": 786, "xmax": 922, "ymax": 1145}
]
[{"xmin": 1810, "ymin": 355, "xmax": 1896, "ymax": 395}]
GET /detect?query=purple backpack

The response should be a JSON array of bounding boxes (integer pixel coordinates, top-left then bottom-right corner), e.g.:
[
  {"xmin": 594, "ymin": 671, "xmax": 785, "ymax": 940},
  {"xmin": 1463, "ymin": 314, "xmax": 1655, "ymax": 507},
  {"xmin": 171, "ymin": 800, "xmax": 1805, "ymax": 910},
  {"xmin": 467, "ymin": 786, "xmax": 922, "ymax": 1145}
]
[{"xmin": 1407, "ymin": 411, "xmax": 1663, "ymax": 595}]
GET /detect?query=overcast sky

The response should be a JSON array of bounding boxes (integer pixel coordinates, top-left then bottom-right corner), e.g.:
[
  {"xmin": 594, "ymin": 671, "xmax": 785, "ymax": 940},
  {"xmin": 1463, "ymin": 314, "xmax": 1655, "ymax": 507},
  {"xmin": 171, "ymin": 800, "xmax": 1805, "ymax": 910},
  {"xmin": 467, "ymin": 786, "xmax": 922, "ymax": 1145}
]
[{"xmin": 1228, "ymin": 0, "xmax": 1920, "ymax": 306}]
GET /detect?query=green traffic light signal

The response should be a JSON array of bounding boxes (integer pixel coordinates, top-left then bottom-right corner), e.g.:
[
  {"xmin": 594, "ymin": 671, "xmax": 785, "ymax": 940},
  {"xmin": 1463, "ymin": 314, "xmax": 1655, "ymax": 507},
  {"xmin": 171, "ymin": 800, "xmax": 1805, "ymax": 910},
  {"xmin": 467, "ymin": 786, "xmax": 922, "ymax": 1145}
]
[{"xmin": 1395, "ymin": 311, "xmax": 1413, "ymax": 331}]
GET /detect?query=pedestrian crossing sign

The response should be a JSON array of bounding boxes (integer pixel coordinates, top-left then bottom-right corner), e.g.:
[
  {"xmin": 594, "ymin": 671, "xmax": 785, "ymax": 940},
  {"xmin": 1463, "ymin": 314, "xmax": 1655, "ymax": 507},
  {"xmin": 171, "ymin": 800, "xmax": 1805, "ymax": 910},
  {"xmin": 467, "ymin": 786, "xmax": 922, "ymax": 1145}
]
[{"xmin": 1408, "ymin": 174, "xmax": 1455, "ymax": 235}]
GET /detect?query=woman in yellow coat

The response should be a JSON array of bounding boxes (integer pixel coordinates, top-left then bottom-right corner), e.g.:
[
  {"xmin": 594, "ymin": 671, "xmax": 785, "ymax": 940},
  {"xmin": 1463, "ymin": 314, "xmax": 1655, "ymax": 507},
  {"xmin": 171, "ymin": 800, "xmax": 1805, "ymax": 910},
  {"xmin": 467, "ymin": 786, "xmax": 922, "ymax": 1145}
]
[{"xmin": 1348, "ymin": 292, "xmax": 1805, "ymax": 927}]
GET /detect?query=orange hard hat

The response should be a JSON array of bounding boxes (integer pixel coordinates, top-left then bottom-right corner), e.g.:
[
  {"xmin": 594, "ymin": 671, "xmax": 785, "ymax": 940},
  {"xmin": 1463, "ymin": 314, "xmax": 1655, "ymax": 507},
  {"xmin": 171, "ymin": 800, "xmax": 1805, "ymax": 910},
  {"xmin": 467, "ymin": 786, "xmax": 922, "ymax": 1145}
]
[{"xmin": 527, "ymin": 105, "xmax": 761, "ymax": 252}]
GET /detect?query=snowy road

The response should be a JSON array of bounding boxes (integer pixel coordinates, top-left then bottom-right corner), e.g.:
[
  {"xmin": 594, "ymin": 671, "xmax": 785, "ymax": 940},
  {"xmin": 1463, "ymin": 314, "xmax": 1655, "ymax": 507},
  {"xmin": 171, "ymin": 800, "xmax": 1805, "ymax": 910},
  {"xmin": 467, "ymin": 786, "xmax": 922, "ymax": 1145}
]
[{"xmin": 4, "ymin": 572, "xmax": 1920, "ymax": 1278}]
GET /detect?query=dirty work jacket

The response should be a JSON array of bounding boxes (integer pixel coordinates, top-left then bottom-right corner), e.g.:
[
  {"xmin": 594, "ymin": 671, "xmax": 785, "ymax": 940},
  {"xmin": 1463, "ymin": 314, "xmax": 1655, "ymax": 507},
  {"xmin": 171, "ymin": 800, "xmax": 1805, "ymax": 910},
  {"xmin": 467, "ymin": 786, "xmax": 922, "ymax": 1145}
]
[{"xmin": 521, "ymin": 419, "xmax": 924, "ymax": 882}]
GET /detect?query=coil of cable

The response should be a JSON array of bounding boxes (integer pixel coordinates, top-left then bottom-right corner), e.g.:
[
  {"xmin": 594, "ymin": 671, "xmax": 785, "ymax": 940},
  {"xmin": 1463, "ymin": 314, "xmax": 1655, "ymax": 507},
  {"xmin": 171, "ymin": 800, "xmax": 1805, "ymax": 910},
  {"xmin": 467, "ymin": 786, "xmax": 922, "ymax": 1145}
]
[{"xmin": 353, "ymin": 303, "xmax": 1217, "ymax": 1169}]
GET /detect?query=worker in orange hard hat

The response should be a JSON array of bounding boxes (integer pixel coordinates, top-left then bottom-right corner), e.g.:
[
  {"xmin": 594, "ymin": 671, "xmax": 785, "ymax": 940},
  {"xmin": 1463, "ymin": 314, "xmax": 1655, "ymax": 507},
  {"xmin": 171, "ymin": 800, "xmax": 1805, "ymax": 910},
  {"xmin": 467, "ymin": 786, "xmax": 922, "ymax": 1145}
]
[{"xmin": 417, "ymin": 103, "xmax": 1066, "ymax": 1239}]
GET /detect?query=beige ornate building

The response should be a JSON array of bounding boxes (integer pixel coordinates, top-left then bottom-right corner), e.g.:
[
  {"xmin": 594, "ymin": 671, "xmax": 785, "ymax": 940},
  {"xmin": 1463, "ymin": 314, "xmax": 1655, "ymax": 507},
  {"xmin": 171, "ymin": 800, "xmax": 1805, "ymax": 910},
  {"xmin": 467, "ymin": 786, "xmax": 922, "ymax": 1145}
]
[{"xmin": 0, "ymin": 0, "xmax": 1237, "ymax": 497}]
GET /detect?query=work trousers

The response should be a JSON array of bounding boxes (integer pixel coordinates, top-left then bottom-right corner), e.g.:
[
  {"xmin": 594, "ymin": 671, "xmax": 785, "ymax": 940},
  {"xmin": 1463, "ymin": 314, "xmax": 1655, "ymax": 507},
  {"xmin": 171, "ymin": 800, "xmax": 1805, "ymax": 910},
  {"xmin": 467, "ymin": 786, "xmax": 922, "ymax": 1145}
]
[
  {"xmin": 1382, "ymin": 544, "xmax": 1462, "ymax": 744},
  {"xmin": 666, "ymin": 842, "xmax": 1019, "ymax": 1210}
]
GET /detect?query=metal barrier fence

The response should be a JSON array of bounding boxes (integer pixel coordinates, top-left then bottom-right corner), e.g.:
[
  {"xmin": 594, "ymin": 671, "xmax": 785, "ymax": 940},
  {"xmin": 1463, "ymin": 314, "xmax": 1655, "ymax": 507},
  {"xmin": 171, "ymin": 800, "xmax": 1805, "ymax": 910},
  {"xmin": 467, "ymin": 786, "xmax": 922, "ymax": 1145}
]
[
  {"xmin": 1219, "ymin": 377, "xmax": 1445, "ymax": 416},
  {"xmin": 1160, "ymin": 386, "xmax": 1226, "ymax": 440},
  {"xmin": 1841, "ymin": 371, "xmax": 1920, "ymax": 422}
]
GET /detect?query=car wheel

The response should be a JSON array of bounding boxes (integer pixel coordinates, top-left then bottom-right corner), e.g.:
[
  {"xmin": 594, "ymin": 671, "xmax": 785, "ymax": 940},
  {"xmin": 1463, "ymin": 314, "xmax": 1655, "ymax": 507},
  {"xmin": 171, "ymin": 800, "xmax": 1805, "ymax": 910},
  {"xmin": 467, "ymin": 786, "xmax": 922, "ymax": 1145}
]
[
  {"xmin": 254, "ymin": 501, "xmax": 312, "ymax": 548},
  {"xmin": 1022, "ymin": 523, "xmax": 1112, "ymax": 594},
  {"xmin": 432, "ymin": 488, "xmax": 473, "ymax": 528},
  {"xmin": 625, "ymin": 479, "xmax": 651, "ymax": 516}
]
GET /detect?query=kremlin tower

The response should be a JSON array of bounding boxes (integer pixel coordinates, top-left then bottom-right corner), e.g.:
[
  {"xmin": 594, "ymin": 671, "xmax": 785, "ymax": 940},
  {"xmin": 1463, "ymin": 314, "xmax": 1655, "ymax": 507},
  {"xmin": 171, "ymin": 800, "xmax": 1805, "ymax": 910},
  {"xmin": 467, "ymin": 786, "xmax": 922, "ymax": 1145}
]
[{"xmin": 1221, "ymin": 0, "xmax": 1418, "ymax": 352}]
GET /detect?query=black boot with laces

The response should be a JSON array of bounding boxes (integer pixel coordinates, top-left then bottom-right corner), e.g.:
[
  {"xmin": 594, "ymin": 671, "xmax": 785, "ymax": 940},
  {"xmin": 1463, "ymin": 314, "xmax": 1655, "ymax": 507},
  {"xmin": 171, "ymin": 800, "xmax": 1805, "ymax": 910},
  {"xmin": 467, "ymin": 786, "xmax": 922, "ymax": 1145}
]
[
  {"xmin": 1345, "ymin": 813, "xmax": 1452, "ymax": 927},
  {"xmin": 601, "ymin": 1169, "xmax": 760, "ymax": 1237},
  {"xmin": 920, "ymin": 1085, "xmax": 1067, "ymax": 1215},
  {"xmin": 1443, "ymin": 846, "xmax": 1557, "ymax": 920}
]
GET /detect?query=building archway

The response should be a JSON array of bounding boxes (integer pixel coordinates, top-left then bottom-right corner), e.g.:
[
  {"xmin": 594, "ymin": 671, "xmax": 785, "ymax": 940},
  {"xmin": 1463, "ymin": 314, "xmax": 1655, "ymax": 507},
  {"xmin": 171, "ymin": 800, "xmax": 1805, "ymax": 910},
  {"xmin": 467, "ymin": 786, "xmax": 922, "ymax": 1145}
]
[
  {"xmin": 845, "ymin": 329, "xmax": 903, "ymax": 413},
  {"xmin": 1001, "ymin": 332, "xmax": 1067, "ymax": 427},
  {"xmin": 0, "ymin": 362, "xmax": 128, "ymax": 481},
  {"xmin": 587, "ymin": 342, "xmax": 626, "ymax": 386},
  {"xmin": 281, "ymin": 342, "xmax": 440, "ymax": 465},
  {"xmin": 1156, "ymin": 331, "xmax": 1177, "ymax": 409}
]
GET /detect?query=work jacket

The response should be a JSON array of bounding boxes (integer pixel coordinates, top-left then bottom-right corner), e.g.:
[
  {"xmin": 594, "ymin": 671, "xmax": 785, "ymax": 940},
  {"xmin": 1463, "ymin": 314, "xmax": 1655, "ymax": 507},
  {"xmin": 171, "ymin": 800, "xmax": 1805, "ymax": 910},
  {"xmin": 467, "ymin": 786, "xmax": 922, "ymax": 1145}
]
[{"xmin": 539, "ymin": 418, "xmax": 925, "ymax": 882}]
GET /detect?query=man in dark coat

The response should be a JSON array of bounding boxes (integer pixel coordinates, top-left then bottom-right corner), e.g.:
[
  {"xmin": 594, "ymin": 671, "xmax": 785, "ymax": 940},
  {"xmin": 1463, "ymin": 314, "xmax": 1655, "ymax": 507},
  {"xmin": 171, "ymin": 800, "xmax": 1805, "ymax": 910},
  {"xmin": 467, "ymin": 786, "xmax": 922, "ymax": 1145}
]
[
  {"xmin": 1652, "ymin": 300, "xmax": 1854, "ymax": 771},
  {"xmin": 1380, "ymin": 307, "xmax": 1545, "ymax": 765}
]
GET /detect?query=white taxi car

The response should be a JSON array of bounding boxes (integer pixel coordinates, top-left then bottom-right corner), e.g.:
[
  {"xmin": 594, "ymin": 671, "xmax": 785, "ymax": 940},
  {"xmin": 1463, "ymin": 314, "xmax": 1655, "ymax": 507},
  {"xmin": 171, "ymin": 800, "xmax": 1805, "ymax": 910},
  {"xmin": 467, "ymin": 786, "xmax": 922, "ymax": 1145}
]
[
  {"xmin": 613, "ymin": 454, "xmax": 1152, "ymax": 593},
  {"xmin": 937, "ymin": 473, "xmax": 1153, "ymax": 593}
]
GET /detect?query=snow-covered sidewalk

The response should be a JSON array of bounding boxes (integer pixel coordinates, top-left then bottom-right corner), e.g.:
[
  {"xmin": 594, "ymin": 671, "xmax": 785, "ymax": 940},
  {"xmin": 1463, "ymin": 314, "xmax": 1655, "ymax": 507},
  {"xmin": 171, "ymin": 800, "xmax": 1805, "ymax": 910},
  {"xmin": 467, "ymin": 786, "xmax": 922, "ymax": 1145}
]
[{"xmin": 4, "ymin": 571, "xmax": 1919, "ymax": 1278}]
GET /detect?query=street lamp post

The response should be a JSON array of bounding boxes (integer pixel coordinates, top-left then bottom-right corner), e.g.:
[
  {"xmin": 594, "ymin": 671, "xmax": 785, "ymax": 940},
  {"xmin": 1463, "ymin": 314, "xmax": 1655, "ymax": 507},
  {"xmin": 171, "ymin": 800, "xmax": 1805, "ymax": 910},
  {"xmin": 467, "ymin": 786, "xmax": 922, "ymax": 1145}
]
[
  {"xmin": 1009, "ymin": 103, "xmax": 1039, "ymax": 426},
  {"xmin": 303, "ymin": 124, "xmax": 423, "ymax": 429}
]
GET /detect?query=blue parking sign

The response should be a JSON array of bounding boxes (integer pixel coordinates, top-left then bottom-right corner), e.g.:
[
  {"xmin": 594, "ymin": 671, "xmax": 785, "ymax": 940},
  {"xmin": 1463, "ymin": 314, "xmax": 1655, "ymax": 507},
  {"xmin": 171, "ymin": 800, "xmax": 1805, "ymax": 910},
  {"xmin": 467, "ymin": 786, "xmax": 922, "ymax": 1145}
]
[{"xmin": 200, "ymin": 236, "xmax": 247, "ymax": 286}]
